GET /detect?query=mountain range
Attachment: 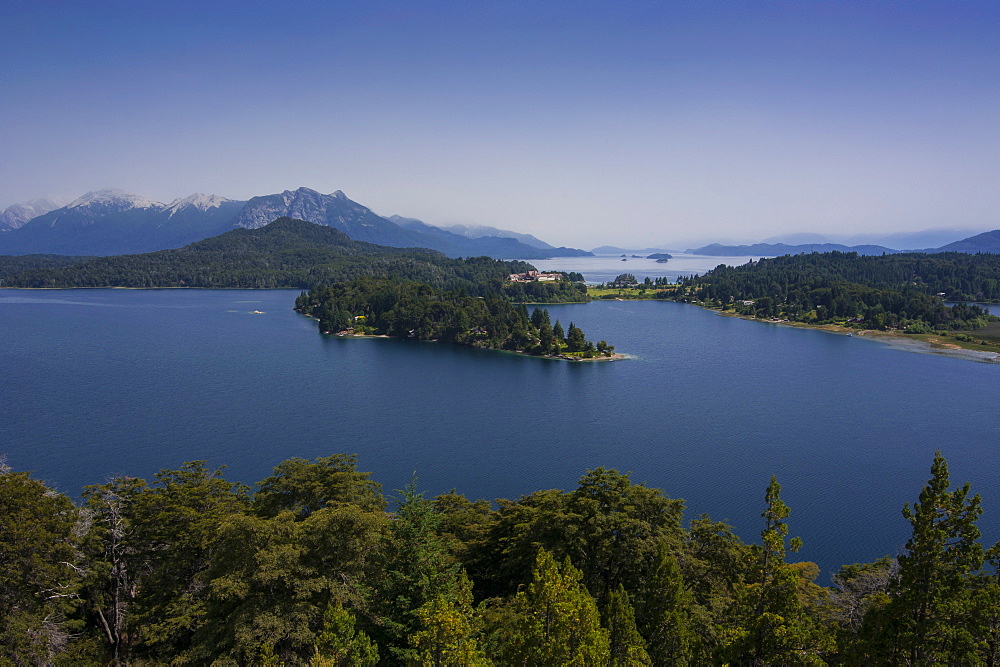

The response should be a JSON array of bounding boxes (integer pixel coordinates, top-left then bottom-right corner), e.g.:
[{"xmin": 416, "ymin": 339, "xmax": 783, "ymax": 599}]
[
  {"xmin": 684, "ymin": 233, "xmax": 1000, "ymax": 257},
  {"xmin": 0, "ymin": 217, "xmax": 529, "ymax": 289},
  {"xmin": 0, "ymin": 188, "xmax": 591, "ymax": 260},
  {"xmin": 0, "ymin": 196, "xmax": 66, "ymax": 231}
]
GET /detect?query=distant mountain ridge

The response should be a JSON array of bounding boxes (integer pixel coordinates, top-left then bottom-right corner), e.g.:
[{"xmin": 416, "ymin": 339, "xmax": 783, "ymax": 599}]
[
  {"xmin": 0, "ymin": 190, "xmax": 245, "ymax": 255},
  {"xmin": 591, "ymin": 246, "xmax": 678, "ymax": 255},
  {"xmin": 0, "ymin": 217, "xmax": 540, "ymax": 290},
  {"xmin": 686, "ymin": 232, "xmax": 1000, "ymax": 257},
  {"xmin": 407, "ymin": 219, "xmax": 554, "ymax": 249},
  {"xmin": 0, "ymin": 196, "xmax": 66, "ymax": 231},
  {"xmin": 926, "ymin": 230, "xmax": 1000, "ymax": 254},
  {"xmin": 0, "ymin": 187, "xmax": 590, "ymax": 260},
  {"xmin": 686, "ymin": 242, "xmax": 901, "ymax": 256}
]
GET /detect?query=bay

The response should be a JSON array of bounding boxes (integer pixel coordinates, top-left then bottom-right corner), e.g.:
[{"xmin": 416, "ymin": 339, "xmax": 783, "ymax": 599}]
[
  {"xmin": 530, "ymin": 253, "xmax": 758, "ymax": 284},
  {"xmin": 2, "ymin": 285, "xmax": 998, "ymax": 580}
]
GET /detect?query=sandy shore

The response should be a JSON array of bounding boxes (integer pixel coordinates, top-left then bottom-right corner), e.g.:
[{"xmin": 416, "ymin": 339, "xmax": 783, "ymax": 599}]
[{"xmin": 713, "ymin": 310, "xmax": 1000, "ymax": 364}]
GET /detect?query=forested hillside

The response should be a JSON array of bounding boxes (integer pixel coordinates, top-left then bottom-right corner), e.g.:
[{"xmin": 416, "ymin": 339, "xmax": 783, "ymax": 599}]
[
  {"xmin": 2, "ymin": 453, "xmax": 996, "ymax": 664},
  {"xmin": 0, "ymin": 218, "xmax": 537, "ymax": 290},
  {"xmin": 676, "ymin": 251, "xmax": 1000, "ymax": 331}
]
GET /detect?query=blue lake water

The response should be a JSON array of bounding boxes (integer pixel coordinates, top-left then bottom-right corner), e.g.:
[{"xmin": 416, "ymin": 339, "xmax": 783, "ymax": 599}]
[{"xmin": 3, "ymin": 286, "xmax": 999, "ymax": 580}]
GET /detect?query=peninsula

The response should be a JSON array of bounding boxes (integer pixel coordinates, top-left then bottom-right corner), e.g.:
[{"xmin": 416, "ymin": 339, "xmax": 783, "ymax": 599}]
[
  {"xmin": 671, "ymin": 251, "xmax": 1000, "ymax": 358},
  {"xmin": 295, "ymin": 278, "xmax": 621, "ymax": 360}
]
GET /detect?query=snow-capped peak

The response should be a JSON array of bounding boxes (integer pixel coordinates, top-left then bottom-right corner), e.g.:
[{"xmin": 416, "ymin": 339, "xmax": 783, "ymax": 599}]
[
  {"xmin": 165, "ymin": 193, "xmax": 231, "ymax": 215},
  {"xmin": 68, "ymin": 189, "xmax": 162, "ymax": 210}
]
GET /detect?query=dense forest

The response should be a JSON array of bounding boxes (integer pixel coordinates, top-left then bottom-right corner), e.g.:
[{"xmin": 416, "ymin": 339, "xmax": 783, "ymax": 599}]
[
  {"xmin": 0, "ymin": 254, "xmax": 95, "ymax": 278},
  {"xmin": 296, "ymin": 279, "xmax": 611, "ymax": 357},
  {"xmin": 0, "ymin": 218, "xmax": 547, "ymax": 291},
  {"xmin": 3, "ymin": 452, "xmax": 997, "ymax": 665},
  {"xmin": 675, "ymin": 252, "xmax": 1000, "ymax": 331}
]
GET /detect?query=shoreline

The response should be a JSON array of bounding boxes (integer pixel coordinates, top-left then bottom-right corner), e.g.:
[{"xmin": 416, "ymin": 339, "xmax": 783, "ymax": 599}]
[
  {"xmin": 708, "ymin": 308, "xmax": 1000, "ymax": 363},
  {"xmin": 323, "ymin": 330, "xmax": 626, "ymax": 362}
]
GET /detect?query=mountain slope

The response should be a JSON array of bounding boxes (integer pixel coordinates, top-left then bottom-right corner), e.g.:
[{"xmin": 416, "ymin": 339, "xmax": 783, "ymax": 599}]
[
  {"xmin": 0, "ymin": 186, "xmax": 592, "ymax": 260},
  {"xmin": 925, "ymin": 230, "xmax": 1000, "ymax": 254},
  {"xmin": 0, "ymin": 217, "xmax": 534, "ymax": 289},
  {"xmin": 0, "ymin": 197, "xmax": 66, "ymax": 231},
  {"xmin": 0, "ymin": 190, "xmax": 244, "ymax": 255},
  {"xmin": 233, "ymin": 188, "xmax": 591, "ymax": 259},
  {"xmin": 392, "ymin": 216, "xmax": 553, "ymax": 249}
]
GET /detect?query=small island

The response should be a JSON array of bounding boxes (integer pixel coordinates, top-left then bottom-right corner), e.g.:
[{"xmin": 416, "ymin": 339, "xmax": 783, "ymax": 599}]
[{"xmin": 295, "ymin": 277, "xmax": 622, "ymax": 360}]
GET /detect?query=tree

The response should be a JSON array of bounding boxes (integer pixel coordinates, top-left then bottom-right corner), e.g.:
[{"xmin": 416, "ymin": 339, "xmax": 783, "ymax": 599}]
[
  {"xmin": 565, "ymin": 322, "xmax": 586, "ymax": 352},
  {"xmin": 565, "ymin": 468, "xmax": 685, "ymax": 604},
  {"xmin": 127, "ymin": 462, "xmax": 249, "ymax": 660},
  {"xmin": 637, "ymin": 544, "xmax": 696, "ymax": 665},
  {"xmin": 191, "ymin": 504, "xmax": 387, "ymax": 663},
  {"xmin": 488, "ymin": 549, "xmax": 610, "ymax": 664},
  {"xmin": 552, "ymin": 320, "xmax": 565, "ymax": 344},
  {"xmin": 81, "ymin": 475, "xmax": 149, "ymax": 663},
  {"xmin": 253, "ymin": 454, "xmax": 386, "ymax": 518},
  {"xmin": 530, "ymin": 307, "xmax": 550, "ymax": 328},
  {"xmin": 880, "ymin": 451, "xmax": 985, "ymax": 663},
  {"xmin": 0, "ymin": 469, "xmax": 84, "ymax": 664},
  {"xmin": 410, "ymin": 571, "xmax": 491, "ymax": 666},
  {"xmin": 605, "ymin": 585, "xmax": 652, "ymax": 665},
  {"xmin": 313, "ymin": 600, "xmax": 379, "ymax": 666},
  {"xmin": 721, "ymin": 476, "xmax": 830, "ymax": 664},
  {"xmin": 378, "ymin": 477, "xmax": 461, "ymax": 661}
]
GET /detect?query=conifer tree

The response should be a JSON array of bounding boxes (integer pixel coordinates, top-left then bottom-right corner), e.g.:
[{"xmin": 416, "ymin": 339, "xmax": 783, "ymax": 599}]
[
  {"xmin": 410, "ymin": 570, "xmax": 491, "ymax": 666},
  {"xmin": 379, "ymin": 477, "xmax": 460, "ymax": 661},
  {"xmin": 882, "ymin": 452, "xmax": 984, "ymax": 663},
  {"xmin": 492, "ymin": 549, "xmax": 610, "ymax": 664},
  {"xmin": 606, "ymin": 585, "xmax": 652, "ymax": 666},
  {"xmin": 721, "ymin": 476, "xmax": 830, "ymax": 664},
  {"xmin": 638, "ymin": 543, "xmax": 696, "ymax": 665}
]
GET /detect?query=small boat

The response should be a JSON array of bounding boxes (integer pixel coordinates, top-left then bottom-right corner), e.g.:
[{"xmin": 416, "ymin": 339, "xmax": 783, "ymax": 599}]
[{"xmin": 251, "ymin": 310, "xmax": 265, "ymax": 314}]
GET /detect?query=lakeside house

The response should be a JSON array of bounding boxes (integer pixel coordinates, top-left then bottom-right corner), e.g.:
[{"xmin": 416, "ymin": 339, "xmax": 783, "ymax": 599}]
[{"xmin": 508, "ymin": 270, "xmax": 562, "ymax": 283}]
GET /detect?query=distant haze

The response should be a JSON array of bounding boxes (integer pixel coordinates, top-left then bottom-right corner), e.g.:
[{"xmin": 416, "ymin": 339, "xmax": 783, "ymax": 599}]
[{"xmin": 2, "ymin": 1, "xmax": 997, "ymax": 249}]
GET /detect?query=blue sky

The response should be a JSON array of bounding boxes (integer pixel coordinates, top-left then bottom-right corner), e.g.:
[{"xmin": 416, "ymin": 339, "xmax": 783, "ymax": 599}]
[{"xmin": 2, "ymin": 0, "xmax": 997, "ymax": 247}]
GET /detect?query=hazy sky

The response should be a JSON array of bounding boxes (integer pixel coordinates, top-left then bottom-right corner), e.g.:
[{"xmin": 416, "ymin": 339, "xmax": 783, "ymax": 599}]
[{"xmin": 2, "ymin": 0, "xmax": 997, "ymax": 248}]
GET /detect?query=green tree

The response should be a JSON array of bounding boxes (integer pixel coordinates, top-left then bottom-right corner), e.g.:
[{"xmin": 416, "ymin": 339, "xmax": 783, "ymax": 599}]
[
  {"xmin": 565, "ymin": 321, "xmax": 587, "ymax": 352},
  {"xmin": 489, "ymin": 549, "xmax": 610, "ymax": 664},
  {"xmin": 605, "ymin": 585, "xmax": 652, "ymax": 665},
  {"xmin": 552, "ymin": 320, "xmax": 565, "ymax": 345},
  {"xmin": 81, "ymin": 475, "xmax": 149, "ymax": 663},
  {"xmin": 721, "ymin": 476, "xmax": 830, "ymax": 664},
  {"xmin": 378, "ymin": 477, "xmax": 461, "ymax": 661},
  {"xmin": 313, "ymin": 600, "xmax": 379, "ymax": 666},
  {"xmin": 0, "ymin": 468, "xmax": 84, "ymax": 664},
  {"xmin": 880, "ymin": 451, "xmax": 985, "ymax": 663},
  {"xmin": 410, "ymin": 570, "xmax": 491, "ymax": 666},
  {"xmin": 565, "ymin": 468, "xmax": 685, "ymax": 604},
  {"xmin": 530, "ymin": 307, "xmax": 550, "ymax": 328},
  {"xmin": 192, "ymin": 504, "xmax": 387, "ymax": 663},
  {"xmin": 637, "ymin": 543, "xmax": 697, "ymax": 665},
  {"xmin": 127, "ymin": 461, "xmax": 249, "ymax": 660},
  {"xmin": 253, "ymin": 454, "xmax": 386, "ymax": 518}
]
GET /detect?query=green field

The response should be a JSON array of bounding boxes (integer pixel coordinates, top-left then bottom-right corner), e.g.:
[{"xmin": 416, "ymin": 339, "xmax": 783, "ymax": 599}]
[{"xmin": 587, "ymin": 286, "xmax": 676, "ymax": 299}]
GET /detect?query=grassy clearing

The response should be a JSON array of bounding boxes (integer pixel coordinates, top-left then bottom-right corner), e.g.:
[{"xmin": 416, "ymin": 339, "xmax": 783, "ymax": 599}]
[{"xmin": 587, "ymin": 286, "xmax": 677, "ymax": 299}]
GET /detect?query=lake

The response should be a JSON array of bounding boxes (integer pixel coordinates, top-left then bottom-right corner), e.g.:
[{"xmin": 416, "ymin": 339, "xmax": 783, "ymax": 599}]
[
  {"xmin": 531, "ymin": 253, "xmax": 758, "ymax": 284},
  {"xmin": 3, "ymin": 281, "xmax": 999, "ymax": 580}
]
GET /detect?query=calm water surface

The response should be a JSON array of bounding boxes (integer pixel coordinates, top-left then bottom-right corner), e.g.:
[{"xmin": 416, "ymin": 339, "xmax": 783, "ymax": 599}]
[{"xmin": 3, "ymin": 287, "xmax": 998, "ymax": 579}]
